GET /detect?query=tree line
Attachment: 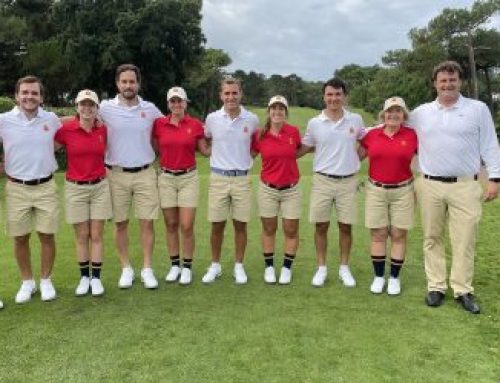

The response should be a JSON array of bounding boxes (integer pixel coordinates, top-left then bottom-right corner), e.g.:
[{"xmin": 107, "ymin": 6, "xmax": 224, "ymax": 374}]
[{"xmin": 1, "ymin": 0, "xmax": 499, "ymax": 125}]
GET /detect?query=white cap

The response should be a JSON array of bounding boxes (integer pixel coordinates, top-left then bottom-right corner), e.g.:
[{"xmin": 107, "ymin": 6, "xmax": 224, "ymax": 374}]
[
  {"xmin": 268, "ymin": 95, "xmax": 288, "ymax": 108},
  {"xmin": 75, "ymin": 89, "xmax": 99, "ymax": 105},
  {"xmin": 383, "ymin": 96, "xmax": 408, "ymax": 114},
  {"xmin": 167, "ymin": 86, "xmax": 189, "ymax": 101}
]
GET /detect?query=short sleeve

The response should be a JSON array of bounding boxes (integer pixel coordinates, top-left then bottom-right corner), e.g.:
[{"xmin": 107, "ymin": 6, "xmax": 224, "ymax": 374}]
[
  {"xmin": 251, "ymin": 131, "xmax": 260, "ymax": 153},
  {"xmin": 301, "ymin": 121, "xmax": 316, "ymax": 147},
  {"xmin": 55, "ymin": 126, "xmax": 66, "ymax": 145},
  {"xmin": 204, "ymin": 114, "xmax": 213, "ymax": 138},
  {"xmin": 193, "ymin": 118, "xmax": 204, "ymax": 140}
]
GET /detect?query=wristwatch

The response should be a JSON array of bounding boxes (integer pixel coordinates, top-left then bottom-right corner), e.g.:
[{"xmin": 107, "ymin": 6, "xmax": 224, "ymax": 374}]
[{"xmin": 489, "ymin": 178, "xmax": 500, "ymax": 183}]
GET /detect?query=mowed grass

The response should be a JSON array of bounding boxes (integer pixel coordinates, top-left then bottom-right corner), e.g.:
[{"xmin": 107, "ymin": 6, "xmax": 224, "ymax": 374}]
[{"xmin": 0, "ymin": 107, "xmax": 499, "ymax": 382}]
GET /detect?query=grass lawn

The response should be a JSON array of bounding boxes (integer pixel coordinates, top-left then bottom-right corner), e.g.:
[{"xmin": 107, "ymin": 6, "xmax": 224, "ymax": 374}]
[{"xmin": 0, "ymin": 107, "xmax": 499, "ymax": 382}]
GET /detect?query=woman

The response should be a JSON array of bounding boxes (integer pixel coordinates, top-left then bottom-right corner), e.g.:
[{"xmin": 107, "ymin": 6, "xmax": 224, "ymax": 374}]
[
  {"xmin": 55, "ymin": 89, "xmax": 112, "ymax": 296},
  {"xmin": 251, "ymin": 95, "xmax": 302, "ymax": 284},
  {"xmin": 359, "ymin": 96, "xmax": 417, "ymax": 295},
  {"xmin": 152, "ymin": 86, "xmax": 210, "ymax": 285}
]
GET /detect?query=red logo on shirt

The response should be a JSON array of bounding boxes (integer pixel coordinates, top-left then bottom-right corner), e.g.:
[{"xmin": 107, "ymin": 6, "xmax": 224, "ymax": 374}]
[
  {"xmin": 141, "ymin": 112, "xmax": 146, "ymax": 118},
  {"xmin": 43, "ymin": 124, "xmax": 49, "ymax": 131},
  {"xmin": 243, "ymin": 126, "xmax": 248, "ymax": 133},
  {"xmin": 187, "ymin": 128, "xmax": 192, "ymax": 135},
  {"xmin": 289, "ymin": 137, "xmax": 294, "ymax": 145},
  {"xmin": 401, "ymin": 140, "xmax": 407, "ymax": 146}
]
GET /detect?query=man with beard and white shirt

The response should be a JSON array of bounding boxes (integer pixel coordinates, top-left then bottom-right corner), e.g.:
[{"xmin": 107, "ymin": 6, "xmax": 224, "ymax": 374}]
[
  {"xmin": 100, "ymin": 64, "xmax": 163, "ymax": 289},
  {"xmin": 298, "ymin": 78, "xmax": 365, "ymax": 288},
  {"xmin": 411, "ymin": 60, "xmax": 500, "ymax": 314},
  {"xmin": 0, "ymin": 75, "xmax": 61, "ymax": 304}
]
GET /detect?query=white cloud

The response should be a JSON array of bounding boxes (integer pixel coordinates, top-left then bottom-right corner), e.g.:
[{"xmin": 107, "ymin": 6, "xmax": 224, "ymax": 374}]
[{"xmin": 201, "ymin": 0, "xmax": 499, "ymax": 81}]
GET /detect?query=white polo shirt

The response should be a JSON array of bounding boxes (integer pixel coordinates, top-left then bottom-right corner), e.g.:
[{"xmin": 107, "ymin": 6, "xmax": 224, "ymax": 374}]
[
  {"xmin": 100, "ymin": 96, "xmax": 162, "ymax": 167},
  {"xmin": 410, "ymin": 95, "xmax": 500, "ymax": 178},
  {"xmin": 302, "ymin": 109, "xmax": 365, "ymax": 175},
  {"xmin": 0, "ymin": 106, "xmax": 60, "ymax": 179},
  {"xmin": 205, "ymin": 106, "xmax": 259, "ymax": 170}
]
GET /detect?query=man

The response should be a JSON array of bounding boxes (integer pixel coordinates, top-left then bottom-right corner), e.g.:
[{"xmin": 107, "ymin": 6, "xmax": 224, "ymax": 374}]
[
  {"xmin": 411, "ymin": 60, "xmax": 500, "ymax": 314},
  {"xmin": 202, "ymin": 77, "xmax": 259, "ymax": 284},
  {"xmin": 100, "ymin": 64, "xmax": 163, "ymax": 289},
  {"xmin": 0, "ymin": 75, "xmax": 61, "ymax": 303},
  {"xmin": 299, "ymin": 78, "xmax": 365, "ymax": 287}
]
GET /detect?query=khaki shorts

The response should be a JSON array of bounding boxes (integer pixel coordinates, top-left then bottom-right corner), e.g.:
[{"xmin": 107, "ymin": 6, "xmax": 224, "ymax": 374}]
[
  {"xmin": 64, "ymin": 179, "xmax": 113, "ymax": 224},
  {"xmin": 158, "ymin": 170, "xmax": 199, "ymax": 208},
  {"xmin": 365, "ymin": 181, "xmax": 415, "ymax": 229},
  {"xmin": 5, "ymin": 179, "xmax": 59, "ymax": 236},
  {"xmin": 208, "ymin": 173, "xmax": 252, "ymax": 222},
  {"xmin": 309, "ymin": 173, "xmax": 358, "ymax": 224},
  {"xmin": 258, "ymin": 182, "xmax": 301, "ymax": 219},
  {"xmin": 109, "ymin": 166, "xmax": 159, "ymax": 222}
]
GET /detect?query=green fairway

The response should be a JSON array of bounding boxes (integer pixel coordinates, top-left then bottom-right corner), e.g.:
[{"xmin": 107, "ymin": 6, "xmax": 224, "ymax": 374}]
[{"xmin": 0, "ymin": 107, "xmax": 498, "ymax": 382}]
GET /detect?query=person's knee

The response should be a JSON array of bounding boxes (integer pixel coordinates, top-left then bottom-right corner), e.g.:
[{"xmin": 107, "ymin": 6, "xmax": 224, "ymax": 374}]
[
  {"xmin": 371, "ymin": 228, "xmax": 388, "ymax": 243},
  {"xmin": 38, "ymin": 233, "xmax": 55, "ymax": 246},
  {"xmin": 283, "ymin": 222, "xmax": 298, "ymax": 239},
  {"xmin": 166, "ymin": 220, "xmax": 179, "ymax": 233},
  {"xmin": 180, "ymin": 222, "xmax": 194, "ymax": 236},
  {"xmin": 115, "ymin": 220, "xmax": 128, "ymax": 233},
  {"xmin": 233, "ymin": 220, "xmax": 247, "ymax": 234},
  {"xmin": 315, "ymin": 222, "xmax": 329, "ymax": 235},
  {"xmin": 338, "ymin": 222, "xmax": 352, "ymax": 236},
  {"xmin": 262, "ymin": 222, "xmax": 277, "ymax": 236},
  {"xmin": 14, "ymin": 234, "xmax": 30, "ymax": 248}
]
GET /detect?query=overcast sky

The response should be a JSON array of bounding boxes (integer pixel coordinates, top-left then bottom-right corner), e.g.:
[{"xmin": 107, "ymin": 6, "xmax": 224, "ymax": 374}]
[{"xmin": 201, "ymin": 0, "xmax": 500, "ymax": 81}]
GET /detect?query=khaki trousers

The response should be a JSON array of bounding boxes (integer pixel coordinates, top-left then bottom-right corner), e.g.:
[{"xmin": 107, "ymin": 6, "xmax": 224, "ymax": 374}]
[{"xmin": 416, "ymin": 177, "xmax": 482, "ymax": 297}]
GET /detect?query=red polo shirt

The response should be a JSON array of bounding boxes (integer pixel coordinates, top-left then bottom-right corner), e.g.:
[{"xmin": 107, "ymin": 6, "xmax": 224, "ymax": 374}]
[
  {"xmin": 152, "ymin": 114, "xmax": 204, "ymax": 170},
  {"xmin": 361, "ymin": 124, "xmax": 417, "ymax": 184},
  {"xmin": 55, "ymin": 117, "xmax": 107, "ymax": 181},
  {"xmin": 252, "ymin": 123, "xmax": 301, "ymax": 186}
]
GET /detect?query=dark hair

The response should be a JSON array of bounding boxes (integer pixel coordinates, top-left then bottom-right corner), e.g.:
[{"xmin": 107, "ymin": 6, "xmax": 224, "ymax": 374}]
[
  {"xmin": 259, "ymin": 104, "xmax": 288, "ymax": 140},
  {"xmin": 15, "ymin": 75, "xmax": 44, "ymax": 96},
  {"xmin": 432, "ymin": 61, "xmax": 463, "ymax": 81},
  {"xmin": 322, "ymin": 78, "xmax": 347, "ymax": 95},
  {"xmin": 220, "ymin": 76, "xmax": 242, "ymax": 92},
  {"xmin": 115, "ymin": 64, "xmax": 141, "ymax": 84}
]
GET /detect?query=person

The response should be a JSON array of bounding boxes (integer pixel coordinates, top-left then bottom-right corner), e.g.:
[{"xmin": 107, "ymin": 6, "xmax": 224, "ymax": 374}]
[
  {"xmin": 359, "ymin": 97, "xmax": 417, "ymax": 295},
  {"xmin": 298, "ymin": 78, "xmax": 365, "ymax": 287},
  {"xmin": 99, "ymin": 64, "xmax": 163, "ymax": 289},
  {"xmin": 251, "ymin": 96, "xmax": 302, "ymax": 284},
  {"xmin": 410, "ymin": 60, "xmax": 500, "ymax": 314},
  {"xmin": 0, "ymin": 75, "xmax": 61, "ymax": 303},
  {"xmin": 152, "ymin": 87, "xmax": 210, "ymax": 285},
  {"xmin": 55, "ymin": 89, "xmax": 112, "ymax": 296},
  {"xmin": 202, "ymin": 77, "xmax": 259, "ymax": 284}
]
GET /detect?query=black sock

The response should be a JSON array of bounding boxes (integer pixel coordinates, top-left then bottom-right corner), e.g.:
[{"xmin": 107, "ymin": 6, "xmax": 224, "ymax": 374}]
[
  {"xmin": 371, "ymin": 255, "xmax": 386, "ymax": 277},
  {"xmin": 390, "ymin": 258, "xmax": 404, "ymax": 278},
  {"xmin": 283, "ymin": 253, "xmax": 295, "ymax": 269},
  {"xmin": 79, "ymin": 261, "xmax": 90, "ymax": 278},
  {"xmin": 170, "ymin": 255, "xmax": 180, "ymax": 267},
  {"xmin": 91, "ymin": 262, "xmax": 102, "ymax": 279},
  {"xmin": 183, "ymin": 258, "xmax": 192, "ymax": 269},
  {"xmin": 264, "ymin": 252, "xmax": 274, "ymax": 267}
]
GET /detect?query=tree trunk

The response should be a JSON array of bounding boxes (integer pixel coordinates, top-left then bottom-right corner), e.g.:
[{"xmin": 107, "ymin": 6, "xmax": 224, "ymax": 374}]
[{"xmin": 467, "ymin": 30, "xmax": 479, "ymax": 99}]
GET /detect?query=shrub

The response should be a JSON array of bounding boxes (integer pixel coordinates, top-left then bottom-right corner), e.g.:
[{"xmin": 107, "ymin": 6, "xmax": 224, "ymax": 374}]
[{"xmin": 0, "ymin": 96, "xmax": 15, "ymax": 113}]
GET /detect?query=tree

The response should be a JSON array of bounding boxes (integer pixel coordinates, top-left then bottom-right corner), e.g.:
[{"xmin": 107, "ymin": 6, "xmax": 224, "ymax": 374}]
[
  {"xmin": 184, "ymin": 48, "xmax": 231, "ymax": 117},
  {"xmin": 334, "ymin": 64, "xmax": 380, "ymax": 108},
  {"xmin": 51, "ymin": 0, "xmax": 205, "ymax": 109},
  {"xmin": 426, "ymin": 0, "xmax": 500, "ymax": 99}
]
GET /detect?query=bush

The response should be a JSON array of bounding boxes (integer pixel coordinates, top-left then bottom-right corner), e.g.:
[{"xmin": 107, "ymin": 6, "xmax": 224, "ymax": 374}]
[{"xmin": 0, "ymin": 96, "xmax": 15, "ymax": 112}]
